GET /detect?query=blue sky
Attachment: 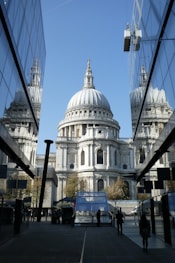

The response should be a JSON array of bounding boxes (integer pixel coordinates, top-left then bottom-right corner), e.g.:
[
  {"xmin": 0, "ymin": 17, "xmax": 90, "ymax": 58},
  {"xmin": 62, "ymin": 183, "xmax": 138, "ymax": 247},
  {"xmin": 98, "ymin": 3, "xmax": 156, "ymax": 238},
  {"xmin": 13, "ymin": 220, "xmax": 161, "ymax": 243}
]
[{"xmin": 38, "ymin": 0, "xmax": 133, "ymax": 154}]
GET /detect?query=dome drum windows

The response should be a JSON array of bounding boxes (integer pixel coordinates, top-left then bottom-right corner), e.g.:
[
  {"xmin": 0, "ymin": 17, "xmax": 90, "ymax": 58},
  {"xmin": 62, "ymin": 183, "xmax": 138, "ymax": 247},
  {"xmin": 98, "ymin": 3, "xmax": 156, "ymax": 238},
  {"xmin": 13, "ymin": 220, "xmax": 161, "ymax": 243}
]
[{"xmin": 82, "ymin": 124, "xmax": 87, "ymax": 135}]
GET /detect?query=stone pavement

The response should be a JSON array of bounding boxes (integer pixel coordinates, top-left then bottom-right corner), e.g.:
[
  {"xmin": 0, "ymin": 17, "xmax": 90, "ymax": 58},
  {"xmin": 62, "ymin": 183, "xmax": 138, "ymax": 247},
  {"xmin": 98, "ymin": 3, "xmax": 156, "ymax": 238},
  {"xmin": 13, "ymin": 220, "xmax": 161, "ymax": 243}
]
[
  {"xmin": 0, "ymin": 217, "xmax": 175, "ymax": 263},
  {"xmin": 123, "ymin": 216, "xmax": 169, "ymax": 249}
]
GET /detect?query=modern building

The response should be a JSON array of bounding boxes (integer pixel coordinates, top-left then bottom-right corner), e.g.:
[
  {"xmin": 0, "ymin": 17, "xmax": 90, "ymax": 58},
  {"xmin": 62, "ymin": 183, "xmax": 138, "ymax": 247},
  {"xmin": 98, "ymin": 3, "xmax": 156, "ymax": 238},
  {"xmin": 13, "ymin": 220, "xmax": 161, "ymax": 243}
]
[
  {"xmin": 127, "ymin": 1, "xmax": 175, "ymax": 246},
  {"xmin": 0, "ymin": 0, "xmax": 56, "ymax": 205},
  {"xmin": 128, "ymin": 0, "xmax": 175, "ymax": 195},
  {"xmin": 55, "ymin": 60, "xmax": 136, "ymax": 200}
]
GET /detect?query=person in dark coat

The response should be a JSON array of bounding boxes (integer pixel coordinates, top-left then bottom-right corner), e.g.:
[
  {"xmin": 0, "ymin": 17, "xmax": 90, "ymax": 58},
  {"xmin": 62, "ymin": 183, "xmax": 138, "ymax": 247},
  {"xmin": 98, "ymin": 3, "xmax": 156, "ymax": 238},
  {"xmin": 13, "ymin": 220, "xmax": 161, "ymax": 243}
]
[
  {"xmin": 116, "ymin": 208, "xmax": 124, "ymax": 235},
  {"xmin": 139, "ymin": 213, "xmax": 150, "ymax": 252},
  {"xmin": 96, "ymin": 209, "xmax": 101, "ymax": 226}
]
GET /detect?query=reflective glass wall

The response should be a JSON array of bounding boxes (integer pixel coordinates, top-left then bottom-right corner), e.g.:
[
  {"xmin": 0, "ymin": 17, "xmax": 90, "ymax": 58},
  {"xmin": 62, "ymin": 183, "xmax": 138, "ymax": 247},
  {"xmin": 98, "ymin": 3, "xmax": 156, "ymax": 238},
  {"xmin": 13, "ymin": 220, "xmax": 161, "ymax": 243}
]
[
  {"xmin": 0, "ymin": 0, "xmax": 46, "ymax": 175},
  {"xmin": 0, "ymin": 0, "xmax": 45, "ymax": 125},
  {"xmin": 130, "ymin": 0, "xmax": 175, "ymax": 173}
]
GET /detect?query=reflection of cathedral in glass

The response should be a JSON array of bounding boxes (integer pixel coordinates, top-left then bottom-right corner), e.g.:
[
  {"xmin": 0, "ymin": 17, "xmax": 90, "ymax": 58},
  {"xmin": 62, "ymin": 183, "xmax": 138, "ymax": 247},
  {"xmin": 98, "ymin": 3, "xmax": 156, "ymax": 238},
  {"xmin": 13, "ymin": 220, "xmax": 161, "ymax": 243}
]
[
  {"xmin": 56, "ymin": 60, "xmax": 135, "ymax": 200},
  {"xmin": 130, "ymin": 66, "xmax": 173, "ymax": 169},
  {"xmin": 130, "ymin": 66, "xmax": 173, "ymax": 196},
  {"xmin": 0, "ymin": 0, "xmax": 46, "ymax": 201},
  {"xmin": 0, "ymin": 60, "xmax": 43, "ymax": 199},
  {"xmin": 1, "ymin": 60, "xmax": 42, "ymax": 167}
]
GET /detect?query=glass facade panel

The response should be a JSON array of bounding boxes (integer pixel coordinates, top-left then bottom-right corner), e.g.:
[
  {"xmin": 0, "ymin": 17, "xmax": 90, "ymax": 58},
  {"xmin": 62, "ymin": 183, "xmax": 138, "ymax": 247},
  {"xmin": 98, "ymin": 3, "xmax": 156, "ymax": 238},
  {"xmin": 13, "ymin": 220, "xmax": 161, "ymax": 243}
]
[
  {"xmin": 0, "ymin": 0, "xmax": 46, "ymax": 177},
  {"xmin": 75, "ymin": 192, "xmax": 109, "ymax": 212},
  {"xmin": 130, "ymin": 0, "xmax": 175, "ymax": 179},
  {"xmin": 131, "ymin": 0, "xmax": 175, "ymax": 126},
  {"xmin": 0, "ymin": 79, "xmax": 8, "ymax": 116}
]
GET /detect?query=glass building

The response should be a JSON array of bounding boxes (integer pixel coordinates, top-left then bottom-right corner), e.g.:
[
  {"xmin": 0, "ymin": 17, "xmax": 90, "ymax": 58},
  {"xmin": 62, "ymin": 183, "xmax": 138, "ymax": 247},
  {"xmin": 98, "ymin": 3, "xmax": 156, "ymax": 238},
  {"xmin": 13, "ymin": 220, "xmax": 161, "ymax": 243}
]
[
  {"xmin": 129, "ymin": 0, "xmax": 175, "ymax": 182},
  {"xmin": 129, "ymin": 0, "xmax": 175, "ymax": 246},
  {"xmin": 0, "ymin": 0, "xmax": 46, "ymax": 179}
]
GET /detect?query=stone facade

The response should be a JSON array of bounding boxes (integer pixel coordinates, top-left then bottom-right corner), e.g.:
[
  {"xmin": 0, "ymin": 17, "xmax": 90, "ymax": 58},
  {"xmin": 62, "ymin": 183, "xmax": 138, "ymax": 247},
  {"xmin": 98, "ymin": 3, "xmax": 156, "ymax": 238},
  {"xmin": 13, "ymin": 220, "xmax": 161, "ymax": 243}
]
[{"xmin": 55, "ymin": 60, "xmax": 136, "ymax": 200}]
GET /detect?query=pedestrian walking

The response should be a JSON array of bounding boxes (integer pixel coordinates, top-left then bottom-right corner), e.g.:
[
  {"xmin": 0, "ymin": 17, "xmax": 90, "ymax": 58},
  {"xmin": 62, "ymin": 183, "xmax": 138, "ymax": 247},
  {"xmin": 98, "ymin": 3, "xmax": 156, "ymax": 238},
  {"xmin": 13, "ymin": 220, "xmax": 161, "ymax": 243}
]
[
  {"xmin": 31, "ymin": 209, "xmax": 35, "ymax": 222},
  {"xmin": 96, "ymin": 209, "xmax": 101, "ymax": 226},
  {"xmin": 139, "ymin": 213, "xmax": 150, "ymax": 252},
  {"xmin": 116, "ymin": 208, "xmax": 124, "ymax": 235}
]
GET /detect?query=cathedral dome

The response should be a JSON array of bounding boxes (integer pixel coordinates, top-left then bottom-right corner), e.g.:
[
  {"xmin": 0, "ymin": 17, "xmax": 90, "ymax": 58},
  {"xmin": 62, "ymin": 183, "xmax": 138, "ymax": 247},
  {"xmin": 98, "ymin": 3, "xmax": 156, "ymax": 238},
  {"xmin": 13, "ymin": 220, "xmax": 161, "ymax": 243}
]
[
  {"xmin": 65, "ymin": 60, "xmax": 112, "ymax": 116},
  {"xmin": 67, "ymin": 88, "xmax": 111, "ymax": 112}
]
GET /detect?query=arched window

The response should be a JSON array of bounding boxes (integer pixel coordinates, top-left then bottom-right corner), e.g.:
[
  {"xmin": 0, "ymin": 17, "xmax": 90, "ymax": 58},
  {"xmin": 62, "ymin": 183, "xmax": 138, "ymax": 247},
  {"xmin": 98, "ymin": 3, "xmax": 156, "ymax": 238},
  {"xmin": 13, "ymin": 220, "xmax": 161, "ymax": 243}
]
[
  {"xmin": 81, "ymin": 150, "xmax": 85, "ymax": 165},
  {"xmin": 98, "ymin": 179, "xmax": 104, "ymax": 191},
  {"xmin": 97, "ymin": 149, "xmax": 103, "ymax": 164}
]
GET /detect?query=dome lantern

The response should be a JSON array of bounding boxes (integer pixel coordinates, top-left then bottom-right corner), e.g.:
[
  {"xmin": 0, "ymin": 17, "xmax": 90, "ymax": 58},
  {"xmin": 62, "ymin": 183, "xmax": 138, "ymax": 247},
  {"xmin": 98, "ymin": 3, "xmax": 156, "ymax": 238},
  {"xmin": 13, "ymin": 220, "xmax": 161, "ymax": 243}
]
[
  {"xmin": 83, "ymin": 59, "xmax": 95, "ymax": 89},
  {"xmin": 65, "ymin": 60, "xmax": 112, "ymax": 117}
]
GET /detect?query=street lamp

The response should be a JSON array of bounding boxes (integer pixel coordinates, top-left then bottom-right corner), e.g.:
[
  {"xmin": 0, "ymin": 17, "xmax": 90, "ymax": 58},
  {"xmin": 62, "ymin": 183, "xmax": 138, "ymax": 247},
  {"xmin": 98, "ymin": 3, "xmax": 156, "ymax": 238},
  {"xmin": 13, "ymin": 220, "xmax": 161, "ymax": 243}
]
[{"xmin": 37, "ymin": 139, "xmax": 53, "ymax": 222}]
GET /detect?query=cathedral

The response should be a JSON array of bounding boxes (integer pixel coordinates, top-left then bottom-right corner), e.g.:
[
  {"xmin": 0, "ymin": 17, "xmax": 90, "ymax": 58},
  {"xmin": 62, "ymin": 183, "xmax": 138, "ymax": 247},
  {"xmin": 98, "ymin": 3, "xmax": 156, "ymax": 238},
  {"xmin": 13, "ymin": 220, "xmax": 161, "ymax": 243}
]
[
  {"xmin": 37, "ymin": 60, "xmax": 173, "ymax": 204},
  {"xmin": 55, "ymin": 60, "xmax": 136, "ymax": 200}
]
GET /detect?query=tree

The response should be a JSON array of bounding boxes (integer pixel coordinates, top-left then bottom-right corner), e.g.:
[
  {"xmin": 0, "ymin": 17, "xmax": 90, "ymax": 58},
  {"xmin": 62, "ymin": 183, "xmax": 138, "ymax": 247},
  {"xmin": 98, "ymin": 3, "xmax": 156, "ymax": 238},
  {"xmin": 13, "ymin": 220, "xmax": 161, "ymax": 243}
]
[
  {"xmin": 31, "ymin": 176, "xmax": 42, "ymax": 208},
  {"xmin": 105, "ymin": 176, "xmax": 129, "ymax": 200},
  {"xmin": 79, "ymin": 179, "xmax": 87, "ymax": 192},
  {"xmin": 166, "ymin": 179, "xmax": 175, "ymax": 192},
  {"xmin": 64, "ymin": 174, "xmax": 79, "ymax": 198}
]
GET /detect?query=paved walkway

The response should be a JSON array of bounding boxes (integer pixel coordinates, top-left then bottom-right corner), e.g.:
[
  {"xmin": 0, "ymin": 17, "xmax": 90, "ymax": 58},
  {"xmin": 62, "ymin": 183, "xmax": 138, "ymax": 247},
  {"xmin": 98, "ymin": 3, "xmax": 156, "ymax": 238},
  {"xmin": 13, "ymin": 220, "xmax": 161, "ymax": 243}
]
[
  {"xmin": 0, "ymin": 217, "xmax": 174, "ymax": 263},
  {"xmin": 123, "ymin": 216, "xmax": 169, "ymax": 249}
]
